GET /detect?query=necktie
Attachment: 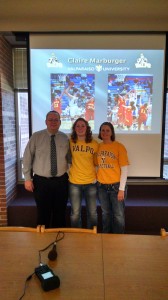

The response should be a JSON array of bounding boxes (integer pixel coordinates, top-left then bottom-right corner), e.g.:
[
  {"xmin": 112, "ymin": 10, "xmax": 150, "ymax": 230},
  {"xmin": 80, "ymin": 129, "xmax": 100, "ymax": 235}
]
[{"xmin": 50, "ymin": 135, "xmax": 57, "ymax": 176}]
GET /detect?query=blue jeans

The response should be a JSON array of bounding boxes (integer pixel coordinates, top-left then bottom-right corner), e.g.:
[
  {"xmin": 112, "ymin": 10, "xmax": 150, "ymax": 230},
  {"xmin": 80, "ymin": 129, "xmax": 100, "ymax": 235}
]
[
  {"xmin": 97, "ymin": 182, "xmax": 127, "ymax": 233},
  {"xmin": 69, "ymin": 182, "xmax": 97, "ymax": 229}
]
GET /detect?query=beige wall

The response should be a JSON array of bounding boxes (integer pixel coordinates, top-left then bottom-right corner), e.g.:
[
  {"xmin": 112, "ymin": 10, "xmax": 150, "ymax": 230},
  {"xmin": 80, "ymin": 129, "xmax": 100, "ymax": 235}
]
[{"xmin": 0, "ymin": 0, "xmax": 168, "ymax": 32}]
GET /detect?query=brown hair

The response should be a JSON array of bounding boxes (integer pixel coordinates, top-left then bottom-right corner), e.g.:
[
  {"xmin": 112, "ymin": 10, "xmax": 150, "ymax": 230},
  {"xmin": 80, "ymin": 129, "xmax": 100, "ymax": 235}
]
[
  {"xmin": 71, "ymin": 118, "xmax": 92, "ymax": 143},
  {"xmin": 46, "ymin": 110, "xmax": 60, "ymax": 120},
  {"xmin": 98, "ymin": 122, "xmax": 115, "ymax": 141}
]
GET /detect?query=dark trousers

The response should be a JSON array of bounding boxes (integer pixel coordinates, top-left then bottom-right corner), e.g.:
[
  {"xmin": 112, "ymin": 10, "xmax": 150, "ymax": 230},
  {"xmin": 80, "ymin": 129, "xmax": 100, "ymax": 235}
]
[{"xmin": 33, "ymin": 173, "xmax": 68, "ymax": 228}]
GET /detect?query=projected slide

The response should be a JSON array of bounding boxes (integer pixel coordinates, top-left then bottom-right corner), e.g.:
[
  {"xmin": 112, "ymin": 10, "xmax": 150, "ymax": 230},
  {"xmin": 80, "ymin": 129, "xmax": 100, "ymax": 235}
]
[{"xmin": 30, "ymin": 46, "xmax": 163, "ymax": 135}]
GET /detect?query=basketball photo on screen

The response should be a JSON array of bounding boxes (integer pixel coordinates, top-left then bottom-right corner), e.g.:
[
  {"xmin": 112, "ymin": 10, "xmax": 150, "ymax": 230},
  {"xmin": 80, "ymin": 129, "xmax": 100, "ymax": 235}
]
[
  {"xmin": 50, "ymin": 73, "xmax": 95, "ymax": 130},
  {"xmin": 107, "ymin": 74, "xmax": 153, "ymax": 131}
]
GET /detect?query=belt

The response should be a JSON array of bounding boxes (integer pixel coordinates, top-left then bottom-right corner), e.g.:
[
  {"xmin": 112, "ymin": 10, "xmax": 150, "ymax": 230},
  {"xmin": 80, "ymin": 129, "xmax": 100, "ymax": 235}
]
[
  {"xmin": 97, "ymin": 182, "xmax": 120, "ymax": 190},
  {"xmin": 97, "ymin": 181, "xmax": 119, "ymax": 187},
  {"xmin": 34, "ymin": 173, "xmax": 67, "ymax": 180}
]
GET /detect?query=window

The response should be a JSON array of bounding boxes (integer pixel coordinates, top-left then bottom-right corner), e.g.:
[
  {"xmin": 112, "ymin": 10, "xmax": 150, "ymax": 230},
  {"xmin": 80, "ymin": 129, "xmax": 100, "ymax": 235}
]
[
  {"xmin": 163, "ymin": 91, "xmax": 168, "ymax": 179},
  {"xmin": 13, "ymin": 48, "xmax": 29, "ymax": 181},
  {"xmin": 15, "ymin": 91, "xmax": 29, "ymax": 180}
]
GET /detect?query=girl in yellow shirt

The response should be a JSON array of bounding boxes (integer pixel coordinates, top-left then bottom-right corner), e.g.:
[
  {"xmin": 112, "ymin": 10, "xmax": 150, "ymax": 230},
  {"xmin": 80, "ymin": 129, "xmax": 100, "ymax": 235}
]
[
  {"xmin": 69, "ymin": 118, "xmax": 98, "ymax": 229},
  {"xmin": 96, "ymin": 122, "xmax": 129, "ymax": 233}
]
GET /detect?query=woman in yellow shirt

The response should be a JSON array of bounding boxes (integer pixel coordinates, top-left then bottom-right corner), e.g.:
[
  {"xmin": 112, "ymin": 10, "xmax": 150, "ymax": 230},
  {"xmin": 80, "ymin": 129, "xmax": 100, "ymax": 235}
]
[
  {"xmin": 96, "ymin": 122, "xmax": 129, "ymax": 233},
  {"xmin": 69, "ymin": 117, "xmax": 98, "ymax": 229}
]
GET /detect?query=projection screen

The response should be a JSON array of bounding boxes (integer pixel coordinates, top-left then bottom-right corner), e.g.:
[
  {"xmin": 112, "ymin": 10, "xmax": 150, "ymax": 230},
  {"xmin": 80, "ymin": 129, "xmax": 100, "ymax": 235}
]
[{"xmin": 29, "ymin": 33, "xmax": 166, "ymax": 178}]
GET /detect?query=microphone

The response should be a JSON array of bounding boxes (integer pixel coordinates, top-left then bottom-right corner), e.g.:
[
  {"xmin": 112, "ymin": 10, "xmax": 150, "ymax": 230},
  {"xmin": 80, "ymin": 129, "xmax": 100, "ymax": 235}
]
[{"xmin": 48, "ymin": 242, "xmax": 57, "ymax": 261}]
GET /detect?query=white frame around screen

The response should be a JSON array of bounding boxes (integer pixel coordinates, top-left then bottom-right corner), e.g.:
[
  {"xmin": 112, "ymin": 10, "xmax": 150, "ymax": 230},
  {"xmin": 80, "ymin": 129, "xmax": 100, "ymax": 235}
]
[{"xmin": 13, "ymin": 32, "xmax": 168, "ymax": 180}]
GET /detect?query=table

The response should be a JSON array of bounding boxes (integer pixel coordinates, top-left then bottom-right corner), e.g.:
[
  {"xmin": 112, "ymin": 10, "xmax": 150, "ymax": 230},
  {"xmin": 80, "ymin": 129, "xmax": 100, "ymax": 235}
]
[
  {"xmin": 0, "ymin": 232, "xmax": 168, "ymax": 300},
  {"xmin": 102, "ymin": 234, "xmax": 168, "ymax": 300}
]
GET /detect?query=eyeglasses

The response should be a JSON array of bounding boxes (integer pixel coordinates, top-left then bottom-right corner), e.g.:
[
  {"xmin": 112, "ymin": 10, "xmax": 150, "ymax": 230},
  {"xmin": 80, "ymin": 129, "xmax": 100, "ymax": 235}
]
[{"xmin": 47, "ymin": 119, "xmax": 59, "ymax": 122}]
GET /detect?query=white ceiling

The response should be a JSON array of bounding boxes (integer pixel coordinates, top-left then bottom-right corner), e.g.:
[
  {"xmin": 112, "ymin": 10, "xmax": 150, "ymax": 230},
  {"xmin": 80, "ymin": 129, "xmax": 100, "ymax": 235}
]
[{"xmin": 0, "ymin": 0, "xmax": 168, "ymax": 38}]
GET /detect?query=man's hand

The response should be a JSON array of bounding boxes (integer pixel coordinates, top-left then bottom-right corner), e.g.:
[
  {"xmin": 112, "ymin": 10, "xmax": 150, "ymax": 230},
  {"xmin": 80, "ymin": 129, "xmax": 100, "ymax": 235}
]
[{"xmin": 24, "ymin": 180, "xmax": 34, "ymax": 192}]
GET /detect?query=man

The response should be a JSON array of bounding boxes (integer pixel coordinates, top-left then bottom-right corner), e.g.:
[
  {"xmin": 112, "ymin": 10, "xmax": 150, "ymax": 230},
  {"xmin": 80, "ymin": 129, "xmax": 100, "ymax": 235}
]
[{"xmin": 23, "ymin": 111, "xmax": 71, "ymax": 228}]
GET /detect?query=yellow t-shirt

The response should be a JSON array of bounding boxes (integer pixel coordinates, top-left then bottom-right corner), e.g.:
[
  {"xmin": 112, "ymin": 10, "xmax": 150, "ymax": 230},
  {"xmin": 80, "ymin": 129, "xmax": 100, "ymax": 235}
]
[
  {"xmin": 69, "ymin": 139, "xmax": 98, "ymax": 184},
  {"xmin": 96, "ymin": 141, "xmax": 129, "ymax": 184}
]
